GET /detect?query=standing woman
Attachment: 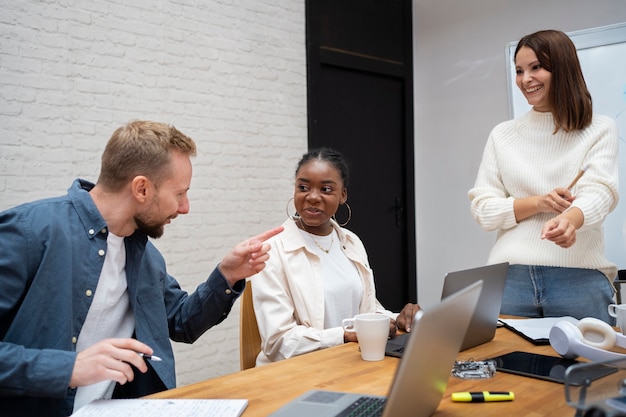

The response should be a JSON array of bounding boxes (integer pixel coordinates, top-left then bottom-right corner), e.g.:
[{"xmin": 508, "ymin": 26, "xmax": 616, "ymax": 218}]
[
  {"xmin": 252, "ymin": 148, "xmax": 419, "ymax": 365},
  {"xmin": 468, "ymin": 30, "xmax": 619, "ymax": 323}
]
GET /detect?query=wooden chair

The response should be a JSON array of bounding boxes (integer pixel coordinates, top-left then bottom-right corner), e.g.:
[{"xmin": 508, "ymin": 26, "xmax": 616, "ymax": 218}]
[{"xmin": 239, "ymin": 281, "xmax": 262, "ymax": 370}]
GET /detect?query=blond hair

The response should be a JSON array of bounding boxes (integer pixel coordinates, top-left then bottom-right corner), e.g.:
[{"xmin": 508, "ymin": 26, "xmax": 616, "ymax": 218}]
[{"xmin": 97, "ymin": 120, "xmax": 197, "ymax": 191}]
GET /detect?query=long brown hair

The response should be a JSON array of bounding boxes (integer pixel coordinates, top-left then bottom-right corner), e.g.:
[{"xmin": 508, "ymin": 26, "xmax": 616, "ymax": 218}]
[{"xmin": 515, "ymin": 30, "xmax": 592, "ymax": 132}]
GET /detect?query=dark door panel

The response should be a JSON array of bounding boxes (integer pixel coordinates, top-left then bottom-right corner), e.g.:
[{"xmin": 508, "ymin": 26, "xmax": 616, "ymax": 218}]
[
  {"xmin": 306, "ymin": 0, "xmax": 415, "ymax": 311},
  {"xmin": 316, "ymin": 66, "xmax": 409, "ymax": 310}
]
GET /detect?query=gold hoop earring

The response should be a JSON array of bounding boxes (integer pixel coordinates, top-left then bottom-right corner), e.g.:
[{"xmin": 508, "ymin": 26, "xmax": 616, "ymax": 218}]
[
  {"xmin": 333, "ymin": 203, "xmax": 352, "ymax": 227},
  {"xmin": 285, "ymin": 197, "xmax": 300, "ymax": 221}
]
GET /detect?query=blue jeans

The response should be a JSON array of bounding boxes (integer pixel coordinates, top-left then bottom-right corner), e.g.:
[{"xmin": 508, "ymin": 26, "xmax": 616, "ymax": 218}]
[{"xmin": 501, "ymin": 264, "xmax": 615, "ymax": 324}]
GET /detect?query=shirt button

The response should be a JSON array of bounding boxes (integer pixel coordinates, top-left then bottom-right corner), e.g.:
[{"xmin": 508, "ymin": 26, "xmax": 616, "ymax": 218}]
[
  {"xmin": 88, "ymin": 229, "xmax": 95, "ymax": 235},
  {"xmin": 100, "ymin": 228, "xmax": 107, "ymax": 234},
  {"xmin": 72, "ymin": 337, "xmax": 77, "ymax": 344},
  {"xmin": 86, "ymin": 289, "xmax": 93, "ymax": 297},
  {"xmin": 98, "ymin": 249, "xmax": 105, "ymax": 256},
  {"xmin": 225, "ymin": 289, "xmax": 232, "ymax": 295}
]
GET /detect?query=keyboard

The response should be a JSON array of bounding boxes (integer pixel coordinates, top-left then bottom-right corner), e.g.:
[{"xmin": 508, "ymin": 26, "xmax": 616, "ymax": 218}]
[{"xmin": 336, "ymin": 396, "xmax": 386, "ymax": 417}]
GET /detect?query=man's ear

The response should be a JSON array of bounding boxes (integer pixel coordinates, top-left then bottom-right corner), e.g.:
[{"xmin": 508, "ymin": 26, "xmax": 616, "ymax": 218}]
[{"xmin": 131, "ymin": 176, "xmax": 150, "ymax": 202}]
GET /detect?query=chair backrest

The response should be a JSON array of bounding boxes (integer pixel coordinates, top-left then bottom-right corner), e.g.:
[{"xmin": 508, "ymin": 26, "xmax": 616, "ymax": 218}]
[{"xmin": 239, "ymin": 281, "xmax": 262, "ymax": 370}]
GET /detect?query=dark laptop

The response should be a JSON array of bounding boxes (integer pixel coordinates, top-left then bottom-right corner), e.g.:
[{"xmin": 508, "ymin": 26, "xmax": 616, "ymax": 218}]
[
  {"xmin": 386, "ymin": 262, "xmax": 508, "ymax": 357},
  {"xmin": 268, "ymin": 280, "xmax": 483, "ymax": 417}
]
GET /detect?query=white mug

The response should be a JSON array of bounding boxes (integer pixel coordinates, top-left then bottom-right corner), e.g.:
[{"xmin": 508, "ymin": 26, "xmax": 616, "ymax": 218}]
[
  {"xmin": 608, "ymin": 304, "xmax": 626, "ymax": 335},
  {"xmin": 342, "ymin": 313, "xmax": 390, "ymax": 361}
]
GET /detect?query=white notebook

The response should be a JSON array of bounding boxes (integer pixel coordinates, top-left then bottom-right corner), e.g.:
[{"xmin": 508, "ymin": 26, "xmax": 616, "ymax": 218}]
[
  {"xmin": 498, "ymin": 316, "xmax": 578, "ymax": 344},
  {"xmin": 71, "ymin": 398, "xmax": 248, "ymax": 417}
]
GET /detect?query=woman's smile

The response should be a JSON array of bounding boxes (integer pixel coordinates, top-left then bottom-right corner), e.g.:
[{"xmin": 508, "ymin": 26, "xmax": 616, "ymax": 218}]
[{"xmin": 293, "ymin": 159, "xmax": 347, "ymax": 235}]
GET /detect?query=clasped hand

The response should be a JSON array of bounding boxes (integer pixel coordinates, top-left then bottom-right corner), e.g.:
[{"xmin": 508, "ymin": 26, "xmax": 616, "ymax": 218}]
[
  {"xmin": 539, "ymin": 188, "xmax": 575, "ymax": 214},
  {"xmin": 539, "ymin": 188, "xmax": 579, "ymax": 249}
]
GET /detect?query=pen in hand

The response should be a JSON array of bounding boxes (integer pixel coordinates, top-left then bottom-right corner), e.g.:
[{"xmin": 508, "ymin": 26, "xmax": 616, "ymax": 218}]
[
  {"xmin": 566, "ymin": 164, "xmax": 589, "ymax": 190},
  {"xmin": 137, "ymin": 353, "xmax": 162, "ymax": 362}
]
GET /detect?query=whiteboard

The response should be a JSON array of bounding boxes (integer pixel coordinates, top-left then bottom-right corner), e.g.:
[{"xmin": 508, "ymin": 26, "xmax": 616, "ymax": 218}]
[{"xmin": 506, "ymin": 22, "xmax": 626, "ymax": 269}]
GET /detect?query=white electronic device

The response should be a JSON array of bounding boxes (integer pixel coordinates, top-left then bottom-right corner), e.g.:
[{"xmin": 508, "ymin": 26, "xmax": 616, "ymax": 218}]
[{"xmin": 549, "ymin": 318, "xmax": 626, "ymax": 361}]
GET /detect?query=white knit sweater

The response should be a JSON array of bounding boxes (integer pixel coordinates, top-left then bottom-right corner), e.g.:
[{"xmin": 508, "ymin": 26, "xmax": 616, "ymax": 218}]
[{"xmin": 468, "ymin": 109, "xmax": 619, "ymax": 280}]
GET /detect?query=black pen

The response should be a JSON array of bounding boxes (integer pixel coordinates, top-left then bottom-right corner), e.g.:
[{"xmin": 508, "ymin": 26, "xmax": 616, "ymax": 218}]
[{"xmin": 137, "ymin": 353, "xmax": 162, "ymax": 362}]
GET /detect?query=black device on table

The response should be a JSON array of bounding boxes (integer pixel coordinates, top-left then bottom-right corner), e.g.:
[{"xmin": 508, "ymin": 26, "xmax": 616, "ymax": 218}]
[{"xmin": 489, "ymin": 351, "xmax": 617, "ymax": 386}]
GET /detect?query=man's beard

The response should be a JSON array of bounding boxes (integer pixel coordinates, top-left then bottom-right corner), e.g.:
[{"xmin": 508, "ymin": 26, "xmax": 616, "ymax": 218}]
[{"xmin": 135, "ymin": 215, "xmax": 166, "ymax": 239}]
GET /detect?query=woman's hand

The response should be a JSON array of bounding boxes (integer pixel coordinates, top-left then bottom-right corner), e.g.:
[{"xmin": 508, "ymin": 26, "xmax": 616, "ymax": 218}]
[
  {"xmin": 541, "ymin": 207, "xmax": 584, "ymax": 248},
  {"xmin": 395, "ymin": 303, "xmax": 421, "ymax": 333},
  {"xmin": 541, "ymin": 217, "xmax": 577, "ymax": 248},
  {"xmin": 388, "ymin": 319, "xmax": 398, "ymax": 338},
  {"xmin": 344, "ymin": 330, "xmax": 358, "ymax": 343},
  {"xmin": 514, "ymin": 188, "xmax": 576, "ymax": 222},
  {"xmin": 538, "ymin": 188, "xmax": 575, "ymax": 214}
]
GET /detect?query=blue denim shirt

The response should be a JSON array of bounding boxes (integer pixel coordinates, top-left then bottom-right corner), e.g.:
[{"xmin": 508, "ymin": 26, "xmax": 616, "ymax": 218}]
[{"xmin": 0, "ymin": 179, "xmax": 244, "ymax": 416}]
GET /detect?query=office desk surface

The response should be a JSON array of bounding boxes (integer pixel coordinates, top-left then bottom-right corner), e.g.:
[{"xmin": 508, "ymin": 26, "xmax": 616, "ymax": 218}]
[{"xmin": 148, "ymin": 326, "xmax": 576, "ymax": 416}]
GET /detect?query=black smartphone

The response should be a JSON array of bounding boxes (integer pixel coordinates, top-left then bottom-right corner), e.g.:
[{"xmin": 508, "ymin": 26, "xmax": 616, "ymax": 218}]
[{"xmin": 489, "ymin": 351, "xmax": 617, "ymax": 386}]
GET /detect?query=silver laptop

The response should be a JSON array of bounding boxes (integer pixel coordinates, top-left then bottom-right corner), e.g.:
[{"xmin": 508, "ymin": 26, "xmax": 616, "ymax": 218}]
[
  {"xmin": 268, "ymin": 280, "xmax": 483, "ymax": 417},
  {"xmin": 386, "ymin": 262, "xmax": 508, "ymax": 357}
]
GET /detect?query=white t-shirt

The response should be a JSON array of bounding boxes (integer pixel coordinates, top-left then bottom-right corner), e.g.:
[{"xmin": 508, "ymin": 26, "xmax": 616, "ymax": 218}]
[
  {"xmin": 301, "ymin": 229, "xmax": 363, "ymax": 328},
  {"xmin": 73, "ymin": 232, "xmax": 135, "ymax": 412}
]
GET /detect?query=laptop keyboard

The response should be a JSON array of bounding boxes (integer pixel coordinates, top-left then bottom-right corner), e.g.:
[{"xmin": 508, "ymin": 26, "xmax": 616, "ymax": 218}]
[{"xmin": 336, "ymin": 396, "xmax": 386, "ymax": 417}]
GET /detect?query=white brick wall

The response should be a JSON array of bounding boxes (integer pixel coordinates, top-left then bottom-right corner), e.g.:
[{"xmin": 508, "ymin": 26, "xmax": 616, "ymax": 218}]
[{"xmin": 0, "ymin": 0, "xmax": 307, "ymax": 387}]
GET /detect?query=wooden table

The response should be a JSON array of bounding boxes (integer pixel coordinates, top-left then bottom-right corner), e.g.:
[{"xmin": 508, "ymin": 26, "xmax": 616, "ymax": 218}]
[{"xmin": 148, "ymin": 326, "xmax": 579, "ymax": 416}]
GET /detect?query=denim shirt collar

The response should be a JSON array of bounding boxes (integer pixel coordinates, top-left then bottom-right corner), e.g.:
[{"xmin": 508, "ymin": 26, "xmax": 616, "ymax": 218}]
[
  {"xmin": 68, "ymin": 179, "xmax": 109, "ymax": 241},
  {"xmin": 68, "ymin": 179, "xmax": 149, "ymax": 247}
]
